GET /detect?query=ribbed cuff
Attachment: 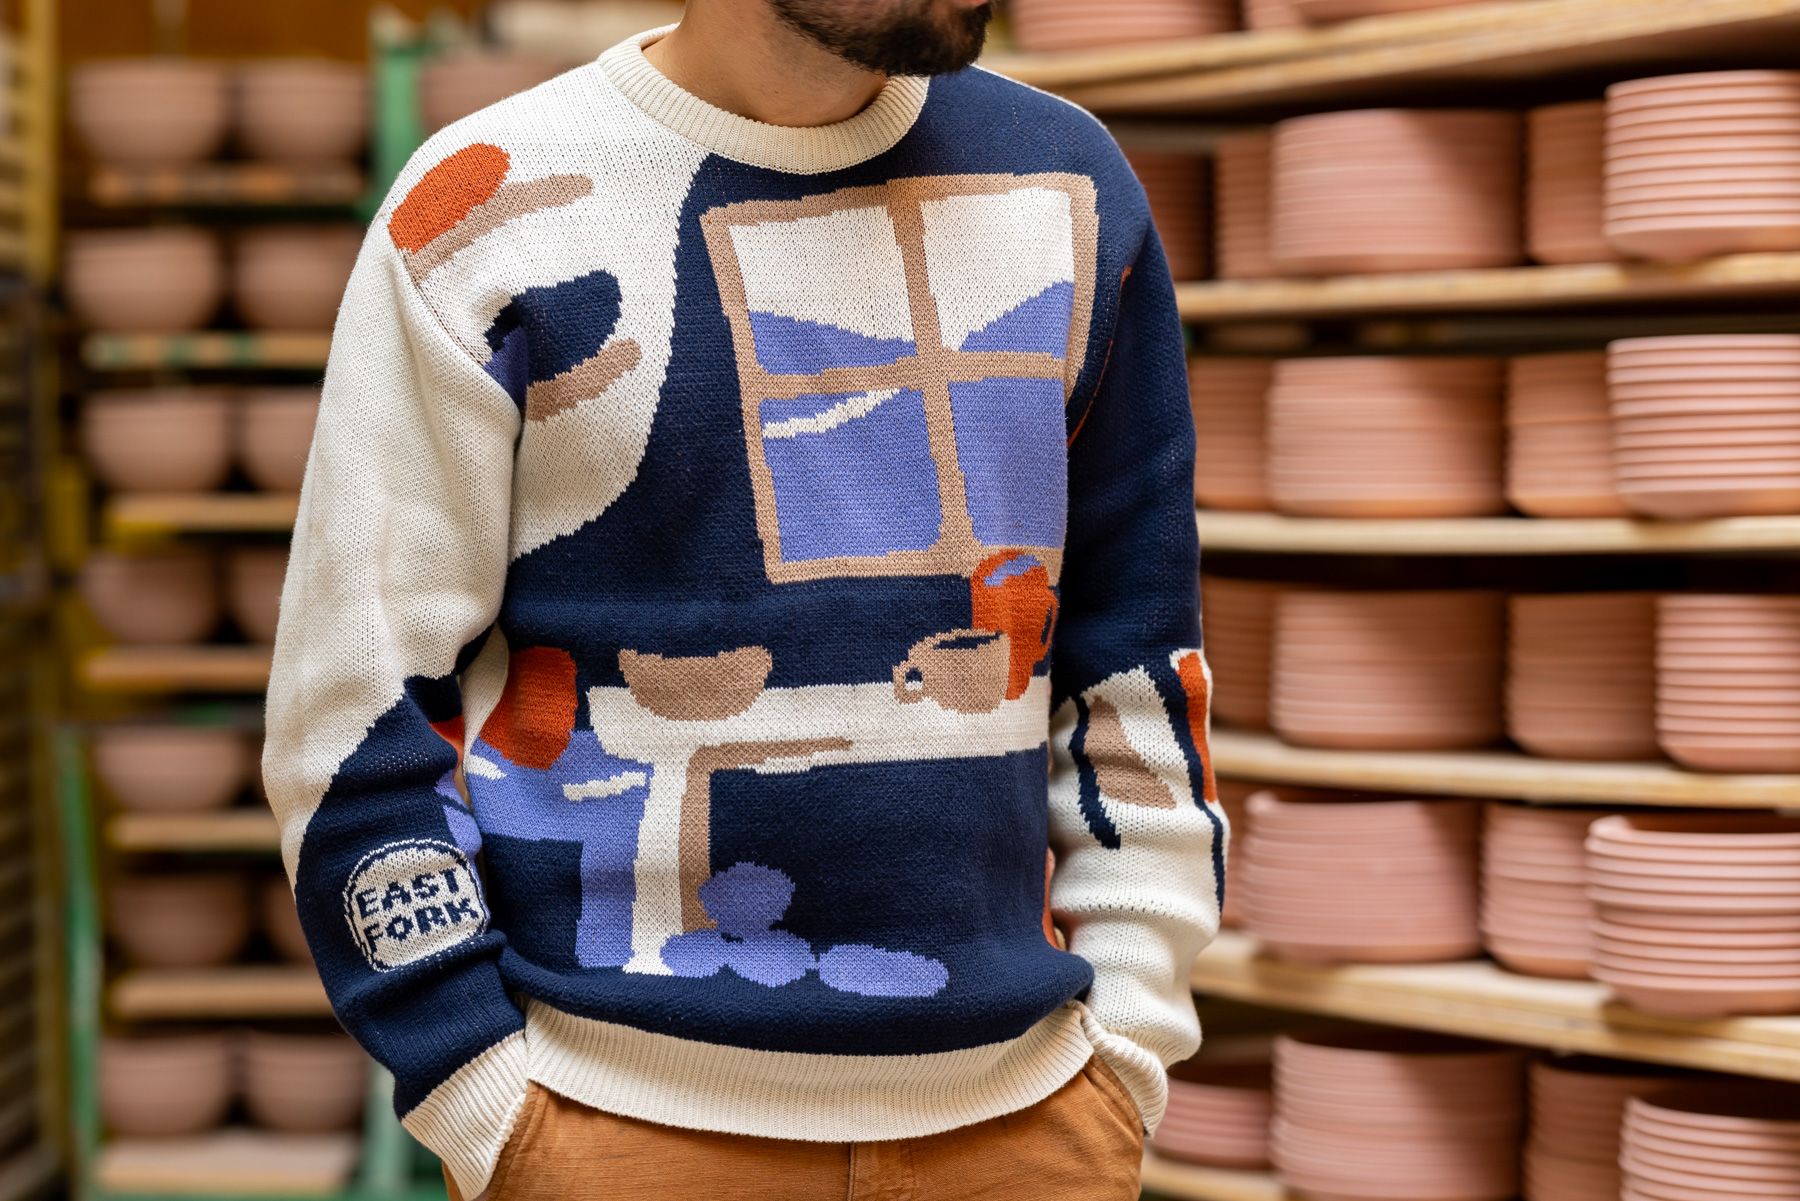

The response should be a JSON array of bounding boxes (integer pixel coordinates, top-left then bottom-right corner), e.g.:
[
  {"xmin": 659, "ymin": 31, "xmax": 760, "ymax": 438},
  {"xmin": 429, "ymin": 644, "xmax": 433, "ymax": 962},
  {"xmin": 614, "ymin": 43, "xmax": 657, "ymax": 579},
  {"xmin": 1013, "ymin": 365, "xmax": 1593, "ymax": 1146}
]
[
  {"xmin": 400, "ymin": 1032, "xmax": 531, "ymax": 1201},
  {"xmin": 594, "ymin": 22, "xmax": 931, "ymax": 174}
]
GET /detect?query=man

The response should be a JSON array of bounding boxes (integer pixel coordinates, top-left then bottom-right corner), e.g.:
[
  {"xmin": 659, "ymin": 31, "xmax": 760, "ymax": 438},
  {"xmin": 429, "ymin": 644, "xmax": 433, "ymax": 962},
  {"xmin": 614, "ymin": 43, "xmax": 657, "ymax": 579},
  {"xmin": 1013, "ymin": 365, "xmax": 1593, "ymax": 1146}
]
[{"xmin": 261, "ymin": 1, "xmax": 1224, "ymax": 1198}]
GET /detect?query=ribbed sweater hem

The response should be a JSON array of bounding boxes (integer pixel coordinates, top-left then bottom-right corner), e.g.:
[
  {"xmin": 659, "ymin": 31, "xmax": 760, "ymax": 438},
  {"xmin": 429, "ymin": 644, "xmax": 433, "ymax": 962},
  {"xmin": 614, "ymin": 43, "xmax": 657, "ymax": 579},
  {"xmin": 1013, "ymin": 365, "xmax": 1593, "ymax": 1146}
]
[
  {"xmin": 594, "ymin": 22, "xmax": 932, "ymax": 174},
  {"xmin": 520, "ymin": 995, "xmax": 1099, "ymax": 1140}
]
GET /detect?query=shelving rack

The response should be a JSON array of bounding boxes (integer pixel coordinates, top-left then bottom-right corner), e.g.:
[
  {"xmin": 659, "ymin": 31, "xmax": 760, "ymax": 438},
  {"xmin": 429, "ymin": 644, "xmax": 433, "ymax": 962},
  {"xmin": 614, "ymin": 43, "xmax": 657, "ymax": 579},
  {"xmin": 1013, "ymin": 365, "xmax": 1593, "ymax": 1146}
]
[{"xmin": 987, "ymin": 2, "xmax": 1800, "ymax": 1198}]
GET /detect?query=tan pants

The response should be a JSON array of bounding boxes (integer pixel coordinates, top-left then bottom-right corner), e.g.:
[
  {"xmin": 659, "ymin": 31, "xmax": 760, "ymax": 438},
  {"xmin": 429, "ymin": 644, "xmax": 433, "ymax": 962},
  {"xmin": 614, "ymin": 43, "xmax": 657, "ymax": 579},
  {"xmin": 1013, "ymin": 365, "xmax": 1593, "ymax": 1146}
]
[{"xmin": 445, "ymin": 1055, "xmax": 1146, "ymax": 1201}]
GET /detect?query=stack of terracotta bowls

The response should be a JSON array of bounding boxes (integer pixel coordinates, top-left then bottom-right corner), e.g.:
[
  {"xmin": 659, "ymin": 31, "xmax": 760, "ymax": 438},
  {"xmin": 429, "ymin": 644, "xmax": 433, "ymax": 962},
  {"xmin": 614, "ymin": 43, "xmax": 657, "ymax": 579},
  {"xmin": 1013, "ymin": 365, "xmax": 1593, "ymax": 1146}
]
[
  {"xmin": 418, "ymin": 53, "xmax": 567, "ymax": 132},
  {"xmin": 242, "ymin": 1031, "xmax": 369, "ymax": 1132},
  {"xmin": 91, "ymin": 724, "xmax": 254, "ymax": 814},
  {"xmin": 1271, "ymin": 109, "xmax": 1522, "ymax": 275},
  {"xmin": 81, "ymin": 390, "xmax": 233, "ymax": 493},
  {"xmin": 1201, "ymin": 575, "xmax": 1276, "ymax": 730},
  {"xmin": 1212, "ymin": 133, "xmax": 1276, "ymax": 280},
  {"xmin": 1507, "ymin": 593, "xmax": 1657, "ymax": 761},
  {"xmin": 1268, "ymin": 356, "xmax": 1506, "ymax": 517},
  {"xmin": 1243, "ymin": 790, "xmax": 1482, "ymax": 964},
  {"xmin": 1656, "ymin": 594, "xmax": 1800, "ymax": 772},
  {"xmin": 238, "ymin": 388, "xmax": 321, "ymax": 493},
  {"xmin": 1272, "ymin": 589, "xmax": 1503, "ymax": 751},
  {"xmin": 1603, "ymin": 70, "xmax": 1800, "ymax": 262},
  {"xmin": 1606, "ymin": 335, "xmax": 1800, "ymax": 518},
  {"xmin": 1482, "ymin": 803, "xmax": 1618, "ymax": 980},
  {"xmin": 109, "ymin": 871, "xmax": 253, "ymax": 968},
  {"xmin": 1622, "ymin": 1084, "xmax": 1800, "ymax": 1200},
  {"xmin": 1154, "ymin": 1058, "xmax": 1273, "ymax": 1168},
  {"xmin": 1526, "ymin": 101, "xmax": 1619, "ymax": 265},
  {"xmin": 262, "ymin": 874, "xmax": 316, "ymax": 965},
  {"xmin": 1216, "ymin": 777, "xmax": 1254, "ymax": 929},
  {"xmin": 227, "ymin": 547, "xmax": 289, "ymax": 643},
  {"xmin": 1527, "ymin": 1056, "xmax": 1695, "ymax": 1201},
  {"xmin": 1271, "ymin": 1028, "xmax": 1525, "ymax": 1201},
  {"xmin": 69, "ymin": 59, "xmax": 230, "ymax": 167},
  {"xmin": 65, "ymin": 228, "xmax": 225, "ymax": 334},
  {"xmin": 1505, "ymin": 352, "xmax": 1627, "ymax": 517},
  {"xmin": 1005, "ymin": 0, "xmax": 1237, "ymax": 50},
  {"xmin": 1188, "ymin": 357, "xmax": 1271, "ymax": 510},
  {"xmin": 1587, "ymin": 813, "xmax": 1800, "ymax": 1017},
  {"xmin": 100, "ymin": 1031, "xmax": 236, "ymax": 1136},
  {"xmin": 1124, "ymin": 149, "xmax": 1208, "ymax": 282}
]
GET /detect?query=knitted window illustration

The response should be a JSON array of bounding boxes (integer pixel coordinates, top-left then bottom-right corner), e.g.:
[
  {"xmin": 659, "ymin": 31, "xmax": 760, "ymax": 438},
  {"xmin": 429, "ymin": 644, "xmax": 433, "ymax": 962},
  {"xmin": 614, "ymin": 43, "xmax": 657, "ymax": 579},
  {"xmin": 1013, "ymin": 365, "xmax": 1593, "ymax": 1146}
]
[{"xmin": 700, "ymin": 173, "xmax": 1099, "ymax": 585}]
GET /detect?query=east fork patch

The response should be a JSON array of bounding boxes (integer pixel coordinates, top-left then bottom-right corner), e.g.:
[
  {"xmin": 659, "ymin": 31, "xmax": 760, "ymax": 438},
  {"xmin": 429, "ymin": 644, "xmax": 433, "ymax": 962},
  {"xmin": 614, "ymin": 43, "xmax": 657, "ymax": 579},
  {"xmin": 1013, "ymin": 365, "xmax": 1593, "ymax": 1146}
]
[{"xmin": 343, "ymin": 839, "xmax": 488, "ymax": 971}]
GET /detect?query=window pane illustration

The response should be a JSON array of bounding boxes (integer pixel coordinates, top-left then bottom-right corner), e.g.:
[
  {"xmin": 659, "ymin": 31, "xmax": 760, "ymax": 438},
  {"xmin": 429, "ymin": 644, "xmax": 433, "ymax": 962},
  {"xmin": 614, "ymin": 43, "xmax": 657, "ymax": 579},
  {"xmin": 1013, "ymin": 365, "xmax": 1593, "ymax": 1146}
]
[{"xmin": 701, "ymin": 173, "xmax": 1098, "ymax": 585}]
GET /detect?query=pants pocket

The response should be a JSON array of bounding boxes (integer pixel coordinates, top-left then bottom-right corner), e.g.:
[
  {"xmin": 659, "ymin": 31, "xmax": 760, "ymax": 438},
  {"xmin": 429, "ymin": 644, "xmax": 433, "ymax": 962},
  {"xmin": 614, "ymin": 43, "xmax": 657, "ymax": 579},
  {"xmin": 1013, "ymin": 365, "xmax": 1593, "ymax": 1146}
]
[
  {"xmin": 482, "ymin": 1081, "xmax": 549, "ymax": 1201},
  {"xmin": 1081, "ymin": 1054, "xmax": 1146, "ymax": 1140}
]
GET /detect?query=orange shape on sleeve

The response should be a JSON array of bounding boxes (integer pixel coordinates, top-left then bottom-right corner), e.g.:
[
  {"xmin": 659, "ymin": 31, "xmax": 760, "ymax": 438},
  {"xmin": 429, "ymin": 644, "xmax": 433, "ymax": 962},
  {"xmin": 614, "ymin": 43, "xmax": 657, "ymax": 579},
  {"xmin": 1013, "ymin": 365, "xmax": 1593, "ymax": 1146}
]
[{"xmin": 389, "ymin": 143, "xmax": 512, "ymax": 253}]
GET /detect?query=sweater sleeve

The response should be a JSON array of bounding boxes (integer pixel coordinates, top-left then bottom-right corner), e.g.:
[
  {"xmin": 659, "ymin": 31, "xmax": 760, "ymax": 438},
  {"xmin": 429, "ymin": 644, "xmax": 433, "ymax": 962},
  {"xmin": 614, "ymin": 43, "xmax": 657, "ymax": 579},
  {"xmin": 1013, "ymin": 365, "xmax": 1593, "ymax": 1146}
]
[
  {"xmin": 260, "ymin": 211, "xmax": 531, "ymax": 1201},
  {"xmin": 1046, "ymin": 209, "xmax": 1226, "ymax": 1136}
]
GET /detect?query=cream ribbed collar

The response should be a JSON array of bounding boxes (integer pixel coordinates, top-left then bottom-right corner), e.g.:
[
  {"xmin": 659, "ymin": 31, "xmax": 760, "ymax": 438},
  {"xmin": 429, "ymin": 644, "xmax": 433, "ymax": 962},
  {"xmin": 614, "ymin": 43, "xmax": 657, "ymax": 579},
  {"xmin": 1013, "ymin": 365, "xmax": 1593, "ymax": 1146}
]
[{"xmin": 595, "ymin": 22, "xmax": 931, "ymax": 175}]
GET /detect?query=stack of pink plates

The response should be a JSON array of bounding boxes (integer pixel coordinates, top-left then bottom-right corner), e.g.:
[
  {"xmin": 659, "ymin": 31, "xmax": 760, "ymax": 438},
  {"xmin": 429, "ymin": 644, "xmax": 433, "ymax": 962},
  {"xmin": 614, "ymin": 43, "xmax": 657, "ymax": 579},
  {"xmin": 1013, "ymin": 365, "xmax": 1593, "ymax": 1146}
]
[
  {"xmin": 1603, "ymin": 70, "xmax": 1800, "ymax": 262},
  {"xmin": 1154, "ymin": 1058, "xmax": 1274, "ymax": 1168},
  {"xmin": 1243, "ymin": 790, "xmax": 1482, "ymax": 964},
  {"xmin": 1202, "ymin": 575, "xmax": 1277, "ymax": 730},
  {"xmin": 1507, "ymin": 593, "xmax": 1657, "ymax": 760},
  {"xmin": 1482, "ymin": 803, "xmax": 1617, "ymax": 980},
  {"xmin": 1587, "ymin": 813, "xmax": 1800, "ymax": 1018},
  {"xmin": 1189, "ymin": 356, "xmax": 1272, "ymax": 510},
  {"xmin": 1506, "ymin": 351, "xmax": 1628, "ymax": 517},
  {"xmin": 1216, "ymin": 777, "xmax": 1254, "ymax": 929},
  {"xmin": 1243, "ymin": 0, "xmax": 1304, "ymax": 29},
  {"xmin": 1527, "ymin": 101, "xmax": 1620, "ymax": 265},
  {"xmin": 1271, "ymin": 1028, "xmax": 1525, "ymax": 1201},
  {"xmin": 1271, "ymin": 109, "xmax": 1522, "ymax": 275},
  {"xmin": 1527, "ymin": 1056, "xmax": 1695, "ymax": 1201},
  {"xmin": 1272, "ymin": 588, "xmax": 1504, "ymax": 750},
  {"xmin": 1606, "ymin": 335, "xmax": 1800, "ymax": 518},
  {"xmin": 1656, "ymin": 594, "xmax": 1800, "ymax": 771},
  {"xmin": 1622, "ymin": 1084, "xmax": 1800, "ymax": 1201},
  {"xmin": 1124, "ymin": 148, "xmax": 1209, "ymax": 282},
  {"xmin": 1213, "ymin": 132, "xmax": 1276, "ymax": 280},
  {"xmin": 1005, "ymin": 0, "xmax": 1237, "ymax": 51},
  {"xmin": 1268, "ymin": 356, "xmax": 1506, "ymax": 517}
]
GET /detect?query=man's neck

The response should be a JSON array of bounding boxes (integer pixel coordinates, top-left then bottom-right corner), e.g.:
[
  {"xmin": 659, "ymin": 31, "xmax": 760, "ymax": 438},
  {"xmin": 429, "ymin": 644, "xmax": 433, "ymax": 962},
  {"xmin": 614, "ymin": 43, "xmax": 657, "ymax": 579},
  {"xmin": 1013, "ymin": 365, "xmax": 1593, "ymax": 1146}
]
[{"xmin": 640, "ymin": 6, "xmax": 888, "ymax": 129}]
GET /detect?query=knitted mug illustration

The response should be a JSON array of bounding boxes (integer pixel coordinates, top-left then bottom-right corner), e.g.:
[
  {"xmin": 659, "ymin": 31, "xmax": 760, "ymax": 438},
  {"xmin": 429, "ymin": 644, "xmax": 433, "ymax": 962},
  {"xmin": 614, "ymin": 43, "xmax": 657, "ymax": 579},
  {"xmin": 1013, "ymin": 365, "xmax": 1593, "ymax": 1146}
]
[{"xmin": 892, "ymin": 627, "xmax": 1011, "ymax": 713}]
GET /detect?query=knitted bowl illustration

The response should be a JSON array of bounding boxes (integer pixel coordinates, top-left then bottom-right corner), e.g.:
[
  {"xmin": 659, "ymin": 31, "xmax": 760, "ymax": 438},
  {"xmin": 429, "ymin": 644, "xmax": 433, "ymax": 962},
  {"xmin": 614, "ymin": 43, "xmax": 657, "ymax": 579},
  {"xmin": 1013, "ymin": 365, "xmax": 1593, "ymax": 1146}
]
[{"xmin": 618, "ymin": 645, "xmax": 774, "ymax": 720}]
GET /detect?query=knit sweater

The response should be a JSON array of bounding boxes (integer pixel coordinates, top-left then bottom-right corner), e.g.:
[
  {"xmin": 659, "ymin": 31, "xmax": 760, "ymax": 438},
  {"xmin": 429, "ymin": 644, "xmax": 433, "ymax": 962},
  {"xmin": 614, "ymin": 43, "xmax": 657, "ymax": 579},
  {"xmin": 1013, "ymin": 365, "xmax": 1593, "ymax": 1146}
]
[{"xmin": 262, "ymin": 21, "xmax": 1223, "ymax": 1200}]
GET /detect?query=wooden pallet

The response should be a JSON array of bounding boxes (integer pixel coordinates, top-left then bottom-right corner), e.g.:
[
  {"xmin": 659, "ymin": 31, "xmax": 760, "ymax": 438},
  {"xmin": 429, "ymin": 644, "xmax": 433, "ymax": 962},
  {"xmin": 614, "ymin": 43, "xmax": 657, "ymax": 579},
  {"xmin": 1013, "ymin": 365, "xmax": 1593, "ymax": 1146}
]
[{"xmin": 1213, "ymin": 729, "xmax": 1800, "ymax": 808}]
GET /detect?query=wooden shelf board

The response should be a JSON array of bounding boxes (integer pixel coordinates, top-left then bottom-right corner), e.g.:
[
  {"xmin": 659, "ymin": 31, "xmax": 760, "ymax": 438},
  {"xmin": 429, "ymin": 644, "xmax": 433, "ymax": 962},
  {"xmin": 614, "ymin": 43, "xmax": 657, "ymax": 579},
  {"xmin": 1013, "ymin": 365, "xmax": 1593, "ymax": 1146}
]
[
  {"xmin": 1195, "ymin": 510, "xmax": 1800, "ymax": 555},
  {"xmin": 1049, "ymin": 0, "xmax": 1800, "ymax": 114},
  {"xmin": 82, "ymin": 332, "xmax": 330, "ymax": 372},
  {"xmin": 1212, "ymin": 729, "xmax": 1800, "ymax": 808},
  {"xmin": 1194, "ymin": 931, "xmax": 1800, "ymax": 1082},
  {"xmin": 97, "ymin": 1128, "xmax": 358, "ymax": 1195},
  {"xmin": 87, "ymin": 163, "xmax": 365, "ymax": 208},
  {"xmin": 110, "ymin": 966, "xmax": 327, "ymax": 1020},
  {"xmin": 1177, "ymin": 253, "xmax": 1800, "ymax": 321},
  {"xmin": 1141, "ymin": 1155, "xmax": 1287, "ymax": 1201},
  {"xmin": 106, "ymin": 809, "xmax": 278, "ymax": 853},
  {"xmin": 106, "ymin": 493, "xmax": 298, "ymax": 540},
  {"xmin": 79, "ymin": 646, "xmax": 272, "ymax": 695}
]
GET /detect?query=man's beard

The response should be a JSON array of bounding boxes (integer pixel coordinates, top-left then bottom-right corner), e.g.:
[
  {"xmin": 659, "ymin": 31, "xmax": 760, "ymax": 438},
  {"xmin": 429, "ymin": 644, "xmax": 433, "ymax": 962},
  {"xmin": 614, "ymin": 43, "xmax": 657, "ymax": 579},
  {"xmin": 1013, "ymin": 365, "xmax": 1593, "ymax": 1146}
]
[{"xmin": 769, "ymin": 0, "xmax": 992, "ymax": 76}]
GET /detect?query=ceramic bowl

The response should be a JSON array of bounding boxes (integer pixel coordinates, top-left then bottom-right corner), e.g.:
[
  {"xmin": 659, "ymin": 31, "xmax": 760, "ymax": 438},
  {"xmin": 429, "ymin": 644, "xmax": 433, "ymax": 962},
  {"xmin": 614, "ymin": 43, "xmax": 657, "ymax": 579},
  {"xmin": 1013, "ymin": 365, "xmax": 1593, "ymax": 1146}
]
[
  {"xmin": 100, "ymin": 1030, "xmax": 235, "ymax": 1136},
  {"xmin": 235, "ymin": 59, "xmax": 369, "ymax": 165},
  {"xmin": 261, "ymin": 874, "xmax": 314, "ymax": 964},
  {"xmin": 237, "ymin": 387, "xmax": 320, "ymax": 492},
  {"xmin": 65, "ymin": 227, "xmax": 224, "ymax": 333},
  {"xmin": 1006, "ymin": 0, "xmax": 1238, "ymax": 50},
  {"xmin": 91, "ymin": 723, "xmax": 252, "ymax": 813},
  {"xmin": 417, "ymin": 52, "xmax": 566, "ymax": 131},
  {"xmin": 227, "ymin": 547, "xmax": 288, "ymax": 643},
  {"xmin": 70, "ymin": 58, "xmax": 229, "ymax": 167},
  {"xmin": 234, "ymin": 226, "xmax": 361, "ymax": 332},
  {"xmin": 81, "ymin": 389, "xmax": 234, "ymax": 493},
  {"xmin": 242, "ymin": 1030, "xmax": 368, "ymax": 1131},
  {"xmin": 78, "ymin": 549, "xmax": 220, "ymax": 645},
  {"xmin": 108, "ymin": 871, "xmax": 253, "ymax": 967}
]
